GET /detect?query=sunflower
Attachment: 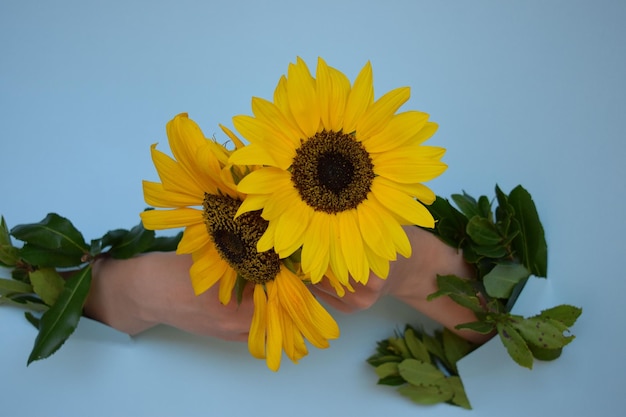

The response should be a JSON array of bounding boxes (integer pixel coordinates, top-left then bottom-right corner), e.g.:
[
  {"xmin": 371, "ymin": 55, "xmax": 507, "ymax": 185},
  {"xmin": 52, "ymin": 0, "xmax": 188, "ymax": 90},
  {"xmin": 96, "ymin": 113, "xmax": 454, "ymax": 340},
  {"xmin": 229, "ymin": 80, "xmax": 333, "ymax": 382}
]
[
  {"xmin": 229, "ymin": 57, "xmax": 447, "ymax": 286},
  {"xmin": 140, "ymin": 113, "xmax": 339, "ymax": 371}
]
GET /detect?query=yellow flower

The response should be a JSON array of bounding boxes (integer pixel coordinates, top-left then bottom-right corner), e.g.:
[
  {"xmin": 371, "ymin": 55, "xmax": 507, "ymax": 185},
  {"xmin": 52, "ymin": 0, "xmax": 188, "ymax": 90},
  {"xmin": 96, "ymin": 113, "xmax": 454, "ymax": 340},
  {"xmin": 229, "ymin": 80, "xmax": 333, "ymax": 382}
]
[
  {"xmin": 229, "ymin": 57, "xmax": 447, "ymax": 286},
  {"xmin": 140, "ymin": 113, "xmax": 339, "ymax": 371}
]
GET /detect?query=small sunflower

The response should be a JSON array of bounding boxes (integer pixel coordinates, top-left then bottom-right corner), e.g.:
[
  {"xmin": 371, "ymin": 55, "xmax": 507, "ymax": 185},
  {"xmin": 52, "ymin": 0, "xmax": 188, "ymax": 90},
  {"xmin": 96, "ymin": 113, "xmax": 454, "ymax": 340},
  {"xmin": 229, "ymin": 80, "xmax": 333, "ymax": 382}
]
[
  {"xmin": 140, "ymin": 113, "xmax": 339, "ymax": 371},
  {"xmin": 229, "ymin": 57, "xmax": 447, "ymax": 286}
]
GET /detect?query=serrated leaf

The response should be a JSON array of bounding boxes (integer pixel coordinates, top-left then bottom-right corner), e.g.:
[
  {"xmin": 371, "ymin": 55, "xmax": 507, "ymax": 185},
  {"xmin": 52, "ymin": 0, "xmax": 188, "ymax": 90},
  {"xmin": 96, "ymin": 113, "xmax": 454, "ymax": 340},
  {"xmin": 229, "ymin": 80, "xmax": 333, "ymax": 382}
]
[
  {"xmin": 29, "ymin": 268, "xmax": 65, "ymax": 306},
  {"xmin": 388, "ymin": 337, "xmax": 411, "ymax": 359},
  {"xmin": 375, "ymin": 361, "xmax": 399, "ymax": 379},
  {"xmin": 27, "ymin": 266, "xmax": 92, "ymax": 365},
  {"xmin": 483, "ymin": 262, "xmax": 530, "ymax": 299},
  {"xmin": 537, "ymin": 305, "xmax": 582, "ymax": 327},
  {"xmin": 10, "ymin": 213, "xmax": 88, "ymax": 255},
  {"xmin": 508, "ymin": 186, "xmax": 548, "ymax": 277},
  {"xmin": 404, "ymin": 328, "xmax": 430, "ymax": 362},
  {"xmin": 108, "ymin": 223, "xmax": 155, "ymax": 259},
  {"xmin": 497, "ymin": 322, "xmax": 533, "ymax": 369},
  {"xmin": 377, "ymin": 375, "xmax": 407, "ymax": 386},
  {"xmin": 367, "ymin": 354, "xmax": 404, "ymax": 367},
  {"xmin": 448, "ymin": 376, "xmax": 472, "ymax": 409},
  {"xmin": 397, "ymin": 382, "xmax": 454, "ymax": 405},
  {"xmin": 510, "ymin": 316, "xmax": 575, "ymax": 349},
  {"xmin": 398, "ymin": 359, "xmax": 446, "ymax": 386},
  {"xmin": 466, "ymin": 217, "xmax": 502, "ymax": 246}
]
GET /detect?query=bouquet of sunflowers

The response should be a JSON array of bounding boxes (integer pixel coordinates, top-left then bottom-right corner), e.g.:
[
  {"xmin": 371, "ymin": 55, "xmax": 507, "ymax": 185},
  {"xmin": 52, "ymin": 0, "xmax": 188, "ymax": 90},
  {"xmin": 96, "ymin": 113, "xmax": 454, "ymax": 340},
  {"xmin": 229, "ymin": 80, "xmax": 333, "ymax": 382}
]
[{"xmin": 0, "ymin": 57, "xmax": 580, "ymax": 409}]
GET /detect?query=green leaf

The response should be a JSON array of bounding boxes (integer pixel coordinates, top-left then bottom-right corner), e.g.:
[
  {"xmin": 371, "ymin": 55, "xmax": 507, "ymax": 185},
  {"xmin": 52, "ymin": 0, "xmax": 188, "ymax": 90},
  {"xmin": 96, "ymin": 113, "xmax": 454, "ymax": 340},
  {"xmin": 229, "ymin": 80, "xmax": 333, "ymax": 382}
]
[
  {"xmin": 448, "ymin": 376, "xmax": 472, "ymax": 409},
  {"xmin": 425, "ymin": 197, "xmax": 469, "ymax": 249},
  {"xmin": 388, "ymin": 337, "xmax": 412, "ymax": 359},
  {"xmin": 377, "ymin": 375, "xmax": 407, "ymax": 386},
  {"xmin": 428, "ymin": 274, "xmax": 484, "ymax": 314},
  {"xmin": 107, "ymin": 223, "xmax": 155, "ymax": 259},
  {"xmin": 510, "ymin": 316, "xmax": 575, "ymax": 349},
  {"xmin": 10, "ymin": 213, "xmax": 88, "ymax": 255},
  {"xmin": 0, "ymin": 277, "xmax": 34, "ymax": 294},
  {"xmin": 0, "ymin": 217, "xmax": 19, "ymax": 266},
  {"xmin": 29, "ymin": 268, "xmax": 65, "ymax": 306},
  {"xmin": 528, "ymin": 344, "xmax": 562, "ymax": 361},
  {"xmin": 398, "ymin": 358, "xmax": 446, "ymax": 386},
  {"xmin": 404, "ymin": 328, "xmax": 430, "ymax": 362},
  {"xmin": 24, "ymin": 311, "xmax": 41, "ymax": 329},
  {"xmin": 366, "ymin": 354, "xmax": 404, "ymax": 367},
  {"xmin": 537, "ymin": 305, "xmax": 582, "ymax": 327},
  {"xmin": 508, "ymin": 185, "xmax": 548, "ymax": 277},
  {"xmin": 146, "ymin": 232, "xmax": 183, "ymax": 253},
  {"xmin": 477, "ymin": 195, "xmax": 493, "ymax": 220},
  {"xmin": 497, "ymin": 322, "xmax": 533, "ymax": 369},
  {"xmin": 18, "ymin": 243, "xmax": 85, "ymax": 267},
  {"xmin": 483, "ymin": 262, "xmax": 530, "ymax": 299},
  {"xmin": 27, "ymin": 266, "xmax": 92, "ymax": 365},
  {"xmin": 455, "ymin": 320, "xmax": 496, "ymax": 334},
  {"xmin": 421, "ymin": 332, "xmax": 447, "ymax": 365},
  {"xmin": 375, "ymin": 362, "xmax": 399, "ymax": 379},
  {"xmin": 397, "ymin": 382, "xmax": 454, "ymax": 405},
  {"xmin": 466, "ymin": 217, "xmax": 502, "ymax": 246},
  {"xmin": 451, "ymin": 193, "xmax": 479, "ymax": 219},
  {"xmin": 442, "ymin": 328, "xmax": 476, "ymax": 373}
]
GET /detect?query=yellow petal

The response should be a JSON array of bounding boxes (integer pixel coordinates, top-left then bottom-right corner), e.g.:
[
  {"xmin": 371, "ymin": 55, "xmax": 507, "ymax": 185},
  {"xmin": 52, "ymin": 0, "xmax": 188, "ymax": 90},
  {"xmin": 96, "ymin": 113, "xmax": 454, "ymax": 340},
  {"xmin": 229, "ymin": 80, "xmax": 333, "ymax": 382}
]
[
  {"xmin": 356, "ymin": 199, "xmax": 396, "ymax": 260},
  {"xmin": 229, "ymin": 143, "xmax": 278, "ymax": 168},
  {"xmin": 343, "ymin": 61, "xmax": 374, "ymax": 134},
  {"xmin": 235, "ymin": 194, "xmax": 270, "ymax": 218},
  {"xmin": 248, "ymin": 284, "xmax": 267, "ymax": 359},
  {"xmin": 301, "ymin": 213, "xmax": 331, "ymax": 284},
  {"xmin": 273, "ymin": 75, "xmax": 305, "ymax": 138},
  {"xmin": 176, "ymin": 222, "xmax": 210, "ymax": 254},
  {"xmin": 328, "ymin": 215, "xmax": 349, "ymax": 284},
  {"xmin": 273, "ymin": 203, "xmax": 311, "ymax": 258},
  {"xmin": 363, "ymin": 244, "xmax": 390, "ymax": 280},
  {"xmin": 236, "ymin": 167, "xmax": 291, "ymax": 195},
  {"xmin": 327, "ymin": 65, "xmax": 351, "ymax": 132},
  {"xmin": 150, "ymin": 144, "xmax": 205, "ymax": 198},
  {"xmin": 372, "ymin": 147, "xmax": 448, "ymax": 183},
  {"xmin": 166, "ymin": 114, "xmax": 218, "ymax": 193},
  {"xmin": 142, "ymin": 180, "xmax": 203, "ymax": 208},
  {"xmin": 356, "ymin": 87, "xmax": 410, "ymax": 138},
  {"xmin": 379, "ymin": 181, "xmax": 436, "ymax": 205},
  {"xmin": 286, "ymin": 57, "xmax": 320, "ymax": 137},
  {"xmin": 218, "ymin": 267, "xmax": 237, "ymax": 305},
  {"xmin": 251, "ymin": 97, "xmax": 302, "ymax": 147},
  {"xmin": 232, "ymin": 115, "xmax": 296, "ymax": 168},
  {"xmin": 362, "ymin": 111, "xmax": 430, "ymax": 153},
  {"xmin": 367, "ymin": 193, "xmax": 412, "ymax": 258},
  {"xmin": 219, "ymin": 124, "xmax": 246, "ymax": 149},
  {"xmin": 140, "ymin": 207, "xmax": 203, "ymax": 230},
  {"xmin": 337, "ymin": 210, "xmax": 369, "ymax": 284},
  {"xmin": 371, "ymin": 178, "xmax": 435, "ymax": 228},
  {"xmin": 265, "ymin": 281, "xmax": 283, "ymax": 371},
  {"xmin": 189, "ymin": 247, "xmax": 229, "ymax": 295}
]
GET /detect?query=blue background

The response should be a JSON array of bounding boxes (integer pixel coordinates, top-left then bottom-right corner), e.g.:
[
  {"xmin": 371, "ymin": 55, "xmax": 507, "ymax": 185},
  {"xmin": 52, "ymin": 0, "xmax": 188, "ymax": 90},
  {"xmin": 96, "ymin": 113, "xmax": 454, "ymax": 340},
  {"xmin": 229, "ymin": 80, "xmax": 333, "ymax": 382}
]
[{"xmin": 1, "ymin": 1, "xmax": 625, "ymax": 416}]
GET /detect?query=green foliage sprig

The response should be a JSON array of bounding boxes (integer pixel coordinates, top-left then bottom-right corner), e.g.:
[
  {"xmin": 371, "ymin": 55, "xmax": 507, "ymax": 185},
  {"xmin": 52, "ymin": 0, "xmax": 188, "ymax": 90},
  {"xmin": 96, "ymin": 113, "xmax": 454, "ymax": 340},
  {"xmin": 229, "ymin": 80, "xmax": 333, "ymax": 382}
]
[
  {"xmin": 0, "ymin": 213, "xmax": 181, "ymax": 364},
  {"xmin": 368, "ymin": 185, "xmax": 582, "ymax": 408}
]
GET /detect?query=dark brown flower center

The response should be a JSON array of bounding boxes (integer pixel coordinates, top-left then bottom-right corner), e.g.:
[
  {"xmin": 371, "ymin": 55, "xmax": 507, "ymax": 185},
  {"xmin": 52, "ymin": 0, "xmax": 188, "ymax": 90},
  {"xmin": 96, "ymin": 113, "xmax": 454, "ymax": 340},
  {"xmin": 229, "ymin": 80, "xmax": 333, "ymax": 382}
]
[
  {"xmin": 202, "ymin": 193, "xmax": 280, "ymax": 284},
  {"xmin": 291, "ymin": 130, "xmax": 375, "ymax": 213}
]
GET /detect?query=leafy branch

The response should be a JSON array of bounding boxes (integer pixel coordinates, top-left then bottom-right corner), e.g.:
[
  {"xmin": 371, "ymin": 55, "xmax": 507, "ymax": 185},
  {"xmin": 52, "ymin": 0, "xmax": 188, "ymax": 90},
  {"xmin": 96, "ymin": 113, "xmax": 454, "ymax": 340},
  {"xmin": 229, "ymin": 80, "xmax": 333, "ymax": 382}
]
[
  {"xmin": 0, "ymin": 212, "xmax": 181, "ymax": 365},
  {"xmin": 368, "ymin": 185, "xmax": 582, "ymax": 408}
]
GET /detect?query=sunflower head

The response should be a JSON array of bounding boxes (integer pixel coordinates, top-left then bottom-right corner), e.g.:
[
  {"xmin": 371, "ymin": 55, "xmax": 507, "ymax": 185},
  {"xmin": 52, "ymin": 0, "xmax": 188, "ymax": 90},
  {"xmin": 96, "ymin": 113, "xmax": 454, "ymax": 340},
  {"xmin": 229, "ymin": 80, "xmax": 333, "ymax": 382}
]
[{"xmin": 230, "ymin": 57, "xmax": 447, "ymax": 286}]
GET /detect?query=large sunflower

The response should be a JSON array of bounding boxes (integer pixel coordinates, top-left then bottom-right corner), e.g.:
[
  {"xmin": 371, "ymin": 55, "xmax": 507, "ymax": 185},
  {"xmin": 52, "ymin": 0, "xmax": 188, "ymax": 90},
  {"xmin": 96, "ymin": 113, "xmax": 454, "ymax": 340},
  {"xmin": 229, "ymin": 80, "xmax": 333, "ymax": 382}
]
[
  {"xmin": 140, "ymin": 113, "xmax": 339, "ymax": 371},
  {"xmin": 229, "ymin": 57, "xmax": 447, "ymax": 286}
]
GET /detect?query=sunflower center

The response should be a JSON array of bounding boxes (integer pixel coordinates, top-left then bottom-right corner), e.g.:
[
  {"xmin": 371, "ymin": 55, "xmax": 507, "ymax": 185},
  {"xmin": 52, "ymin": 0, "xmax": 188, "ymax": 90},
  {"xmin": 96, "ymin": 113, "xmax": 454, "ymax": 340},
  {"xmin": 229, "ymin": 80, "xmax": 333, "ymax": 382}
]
[
  {"xmin": 202, "ymin": 193, "xmax": 280, "ymax": 284},
  {"xmin": 291, "ymin": 130, "xmax": 375, "ymax": 213}
]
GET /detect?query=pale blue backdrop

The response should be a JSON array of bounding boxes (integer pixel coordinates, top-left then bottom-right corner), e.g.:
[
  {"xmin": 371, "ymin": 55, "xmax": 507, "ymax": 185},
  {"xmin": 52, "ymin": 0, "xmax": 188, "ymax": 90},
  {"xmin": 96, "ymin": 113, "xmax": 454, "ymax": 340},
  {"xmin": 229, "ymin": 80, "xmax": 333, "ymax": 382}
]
[{"xmin": 1, "ymin": 1, "xmax": 625, "ymax": 416}]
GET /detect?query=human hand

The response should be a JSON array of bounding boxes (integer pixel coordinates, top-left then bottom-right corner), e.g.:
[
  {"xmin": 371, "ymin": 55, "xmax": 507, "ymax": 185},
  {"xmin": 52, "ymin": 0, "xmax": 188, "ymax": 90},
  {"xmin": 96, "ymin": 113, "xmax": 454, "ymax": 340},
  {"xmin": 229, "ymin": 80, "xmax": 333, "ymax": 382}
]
[{"xmin": 84, "ymin": 252, "xmax": 254, "ymax": 342}]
